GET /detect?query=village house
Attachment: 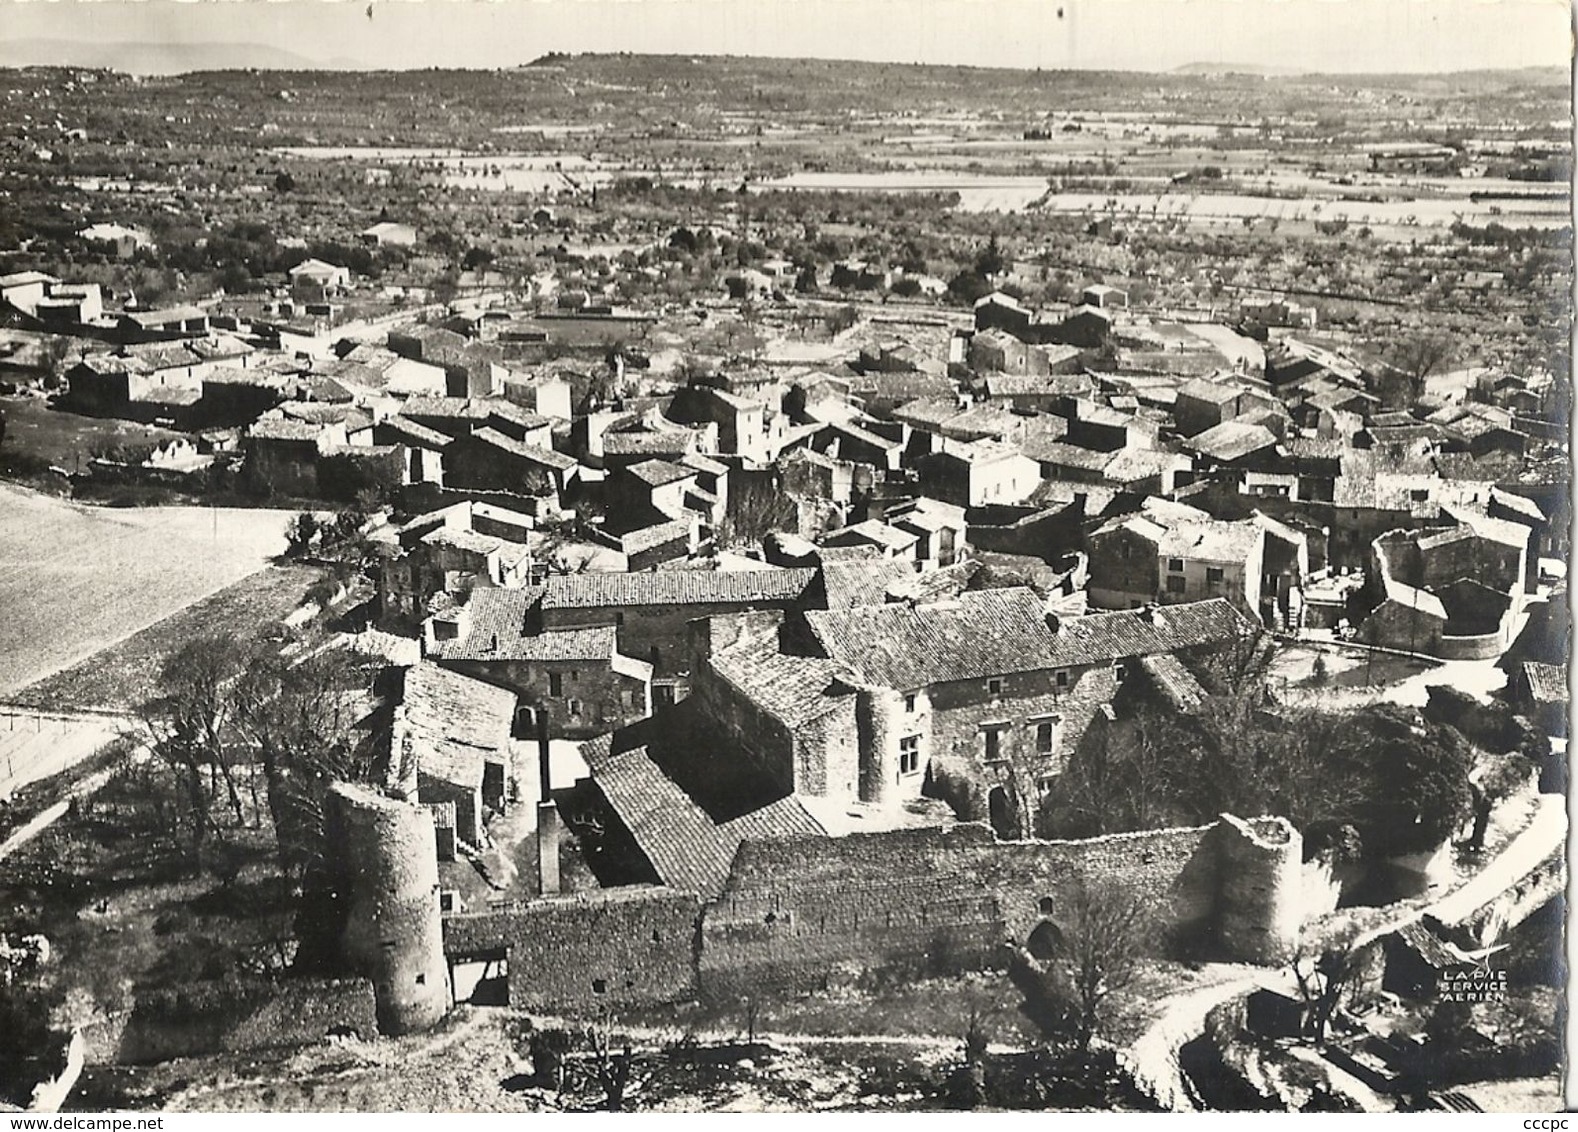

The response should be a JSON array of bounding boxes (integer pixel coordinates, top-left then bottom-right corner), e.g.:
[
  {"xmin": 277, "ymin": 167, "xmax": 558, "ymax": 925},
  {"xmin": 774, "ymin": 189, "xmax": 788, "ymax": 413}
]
[
  {"xmin": 917, "ymin": 439, "xmax": 1041, "ymax": 508},
  {"xmin": 442, "ymin": 428, "xmax": 580, "ymax": 503},
  {"xmin": 690, "ymin": 589, "xmax": 1256, "ymax": 837},
  {"xmin": 978, "ymin": 371, "xmax": 1095, "ymax": 414},
  {"xmin": 385, "ymin": 662, "xmax": 516, "ymax": 854},
  {"xmin": 378, "ymin": 500, "xmax": 539, "ymax": 628},
  {"xmin": 973, "ymin": 291, "xmax": 1033, "ymax": 337},
  {"xmin": 1358, "ymin": 506, "xmax": 1531, "ymax": 659},
  {"xmin": 428, "ymin": 588, "xmax": 654, "ymax": 740},
  {"xmin": 667, "ymin": 384, "xmax": 806, "ymax": 467},
  {"xmin": 1086, "ymin": 501, "xmax": 1277, "ymax": 620},
  {"xmin": 287, "ymin": 258, "xmax": 353, "ymax": 301},
  {"xmin": 78, "ymin": 222, "xmax": 154, "ymax": 259},
  {"xmin": 360, "ymin": 221, "xmax": 419, "ymax": 248},
  {"xmin": 117, "ymin": 305, "xmax": 210, "ymax": 341}
]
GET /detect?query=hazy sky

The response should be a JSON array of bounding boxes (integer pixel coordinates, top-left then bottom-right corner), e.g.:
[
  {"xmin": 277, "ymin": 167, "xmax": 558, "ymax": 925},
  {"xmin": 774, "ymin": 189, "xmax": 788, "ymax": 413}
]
[{"xmin": 5, "ymin": 0, "xmax": 1573, "ymax": 72}]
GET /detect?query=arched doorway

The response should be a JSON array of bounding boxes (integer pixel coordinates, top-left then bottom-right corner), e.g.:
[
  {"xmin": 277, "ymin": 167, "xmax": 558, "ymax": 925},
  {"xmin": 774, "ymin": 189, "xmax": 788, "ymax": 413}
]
[{"xmin": 1026, "ymin": 920, "xmax": 1065, "ymax": 962}]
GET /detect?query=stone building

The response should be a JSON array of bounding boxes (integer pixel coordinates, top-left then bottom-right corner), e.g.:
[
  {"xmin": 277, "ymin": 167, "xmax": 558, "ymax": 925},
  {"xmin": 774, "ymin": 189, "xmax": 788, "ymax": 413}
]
[
  {"xmin": 690, "ymin": 589, "xmax": 1257, "ymax": 837},
  {"xmin": 386, "ymin": 663, "xmax": 517, "ymax": 851},
  {"xmin": 429, "ymin": 588, "xmax": 653, "ymax": 740}
]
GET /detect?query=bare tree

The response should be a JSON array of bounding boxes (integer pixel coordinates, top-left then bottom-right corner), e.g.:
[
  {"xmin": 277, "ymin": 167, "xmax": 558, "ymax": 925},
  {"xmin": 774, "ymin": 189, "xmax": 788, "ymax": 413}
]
[
  {"xmin": 1288, "ymin": 929, "xmax": 1366, "ymax": 1046},
  {"xmin": 1378, "ymin": 330, "xmax": 1456, "ymax": 405},
  {"xmin": 1044, "ymin": 881, "xmax": 1155, "ymax": 1052}
]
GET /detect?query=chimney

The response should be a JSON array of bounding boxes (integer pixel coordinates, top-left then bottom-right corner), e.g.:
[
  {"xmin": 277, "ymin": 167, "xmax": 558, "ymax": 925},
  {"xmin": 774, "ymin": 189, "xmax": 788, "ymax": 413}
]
[
  {"xmin": 537, "ymin": 800, "xmax": 561, "ymax": 897},
  {"xmin": 536, "ymin": 711, "xmax": 552, "ymax": 802},
  {"xmin": 535, "ymin": 712, "xmax": 561, "ymax": 895}
]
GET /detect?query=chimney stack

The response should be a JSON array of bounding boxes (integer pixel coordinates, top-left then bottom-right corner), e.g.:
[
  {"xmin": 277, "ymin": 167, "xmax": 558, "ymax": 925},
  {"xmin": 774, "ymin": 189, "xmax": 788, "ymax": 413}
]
[{"xmin": 535, "ymin": 711, "xmax": 561, "ymax": 896}]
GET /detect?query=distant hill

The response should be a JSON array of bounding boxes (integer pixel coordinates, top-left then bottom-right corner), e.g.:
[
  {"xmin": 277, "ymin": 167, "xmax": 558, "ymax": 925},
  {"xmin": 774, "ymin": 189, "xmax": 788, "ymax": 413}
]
[
  {"xmin": 1172, "ymin": 62, "xmax": 1297, "ymax": 77},
  {"xmin": 0, "ymin": 38, "xmax": 332, "ymax": 75}
]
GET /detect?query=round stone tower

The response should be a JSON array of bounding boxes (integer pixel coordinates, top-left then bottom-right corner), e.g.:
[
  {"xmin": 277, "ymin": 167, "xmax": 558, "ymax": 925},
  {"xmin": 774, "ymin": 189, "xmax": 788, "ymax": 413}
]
[
  {"xmin": 1213, "ymin": 813, "xmax": 1304, "ymax": 964},
  {"xmin": 325, "ymin": 782, "xmax": 450, "ymax": 1035},
  {"xmin": 855, "ymin": 684, "xmax": 904, "ymax": 806}
]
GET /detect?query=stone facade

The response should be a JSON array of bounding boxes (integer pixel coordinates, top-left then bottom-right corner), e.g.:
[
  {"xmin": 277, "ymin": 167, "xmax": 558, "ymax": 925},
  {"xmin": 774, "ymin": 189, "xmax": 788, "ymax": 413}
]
[{"xmin": 442, "ymin": 656, "xmax": 650, "ymax": 740}]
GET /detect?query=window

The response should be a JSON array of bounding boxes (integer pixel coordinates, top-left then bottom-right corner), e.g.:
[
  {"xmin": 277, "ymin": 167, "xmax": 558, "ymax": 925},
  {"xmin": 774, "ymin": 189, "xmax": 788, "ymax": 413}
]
[
  {"xmin": 1167, "ymin": 557, "xmax": 1185, "ymax": 572},
  {"xmin": 904, "ymin": 693, "xmax": 917, "ymax": 713},
  {"xmin": 615, "ymin": 611, "xmax": 624, "ymax": 626},
  {"xmin": 988, "ymin": 677, "xmax": 1004, "ymax": 697},
  {"xmin": 899, "ymin": 735, "xmax": 921, "ymax": 775},
  {"xmin": 1036, "ymin": 720, "xmax": 1056, "ymax": 753},
  {"xmin": 983, "ymin": 727, "xmax": 1003, "ymax": 762},
  {"xmin": 1206, "ymin": 567, "xmax": 1225, "ymax": 584},
  {"xmin": 568, "ymin": 698, "xmax": 583, "ymax": 719},
  {"xmin": 1165, "ymin": 574, "xmax": 1187, "ymax": 594},
  {"xmin": 1115, "ymin": 662, "xmax": 1130, "ymax": 683},
  {"xmin": 548, "ymin": 672, "xmax": 563, "ymax": 696},
  {"xmin": 569, "ymin": 669, "xmax": 579, "ymax": 682},
  {"xmin": 1054, "ymin": 669, "xmax": 1070, "ymax": 689}
]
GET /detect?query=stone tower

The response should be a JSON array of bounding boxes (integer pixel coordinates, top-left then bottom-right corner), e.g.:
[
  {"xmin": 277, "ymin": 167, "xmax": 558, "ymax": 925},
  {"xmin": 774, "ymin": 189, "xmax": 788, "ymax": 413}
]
[
  {"xmin": 1213, "ymin": 813, "xmax": 1304, "ymax": 964},
  {"xmin": 325, "ymin": 782, "xmax": 450, "ymax": 1035},
  {"xmin": 855, "ymin": 684, "xmax": 905, "ymax": 806}
]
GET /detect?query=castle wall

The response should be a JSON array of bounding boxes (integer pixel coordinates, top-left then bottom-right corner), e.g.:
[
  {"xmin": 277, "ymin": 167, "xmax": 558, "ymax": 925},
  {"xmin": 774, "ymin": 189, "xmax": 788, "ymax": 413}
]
[
  {"xmin": 325, "ymin": 783, "xmax": 451, "ymax": 1036},
  {"xmin": 438, "ymin": 813, "xmax": 1304, "ymax": 1010},
  {"xmin": 699, "ymin": 821, "xmax": 1222, "ymax": 996},
  {"xmin": 443, "ymin": 886, "xmax": 700, "ymax": 1011}
]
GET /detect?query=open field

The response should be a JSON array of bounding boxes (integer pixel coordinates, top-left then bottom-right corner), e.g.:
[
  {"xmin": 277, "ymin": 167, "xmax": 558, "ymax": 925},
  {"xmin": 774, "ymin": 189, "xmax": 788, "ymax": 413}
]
[
  {"xmin": 0, "ymin": 485, "xmax": 294, "ymax": 697},
  {"xmin": 5, "ymin": 562, "xmax": 325, "ymax": 712}
]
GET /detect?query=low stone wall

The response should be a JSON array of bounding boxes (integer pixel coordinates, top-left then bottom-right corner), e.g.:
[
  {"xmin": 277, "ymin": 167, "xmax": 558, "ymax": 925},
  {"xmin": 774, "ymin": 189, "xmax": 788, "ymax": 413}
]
[
  {"xmin": 1435, "ymin": 629, "xmax": 1509, "ymax": 661},
  {"xmin": 98, "ymin": 978, "xmax": 377, "ymax": 1066}
]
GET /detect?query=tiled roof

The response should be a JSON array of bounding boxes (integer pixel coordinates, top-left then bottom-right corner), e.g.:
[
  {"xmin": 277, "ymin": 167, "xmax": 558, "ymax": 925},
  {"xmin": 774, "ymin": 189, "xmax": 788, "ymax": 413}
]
[
  {"xmin": 817, "ymin": 558, "xmax": 917, "ymax": 609},
  {"xmin": 539, "ymin": 567, "xmax": 818, "ymax": 610},
  {"xmin": 402, "ymin": 396, "xmax": 489, "ymax": 420},
  {"xmin": 982, "ymin": 372, "xmax": 1094, "ymax": 397},
  {"xmin": 430, "ymin": 588, "xmax": 626, "ymax": 664},
  {"xmin": 398, "ymin": 662, "xmax": 515, "ymax": 788},
  {"xmin": 1177, "ymin": 376, "xmax": 1245, "ymax": 405},
  {"xmin": 626, "ymin": 458, "xmax": 697, "ymax": 487},
  {"xmin": 1186, "ymin": 421, "xmax": 1277, "ymax": 462},
  {"xmin": 1019, "ymin": 437, "xmax": 1118, "ymax": 472},
  {"xmin": 604, "ymin": 430, "xmax": 698, "ymax": 456},
  {"xmin": 804, "ymin": 588, "xmax": 1053, "ymax": 689},
  {"xmin": 1155, "ymin": 518, "xmax": 1263, "ymax": 564},
  {"xmin": 465, "ymin": 427, "xmax": 579, "ymax": 470},
  {"xmin": 806, "ymin": 587, "xmax": 1255, "ymax": 690},
  {"xmin": 582, "ymin": 736, "xmax": 822, "ymax": 897},
  {"xmin": 1521, "ymin": 661, "xmax": 1567, "ymax": 704},
  {"xmin": 827, "ymin": 419, "xmax": 902, "ymax": 451},
  {"xmin": 378, "ymin": 416, "xmax": 454, "ymax": 450},
  {"xmin": 1137, "ymin": 652, "xmax": 1207, "ymax": 711},
  {"xmin": 249, "ymin": 417, "xmax": 322, "ymax": 442},
  {"xmin": 619, "ymin": 519, "xmax": 692, "ymax": 554},
  {"xmin": 1049, "ymin": 600, "xmax": 1258, "ymax": 667},
  {"xmin": 823, "ymin": 519, "xmax": 919, "ymax": 553},
  {"xmin": 709, "ymin": 635, "xmax": 854, "ymax": 729},
  {"xmin": 679, "ymin": 451, "xmax": 728, "ymax": 477},
  {"xmin": 1105, "ymin": 449, "xmax": 1187, "ymax": 483}
]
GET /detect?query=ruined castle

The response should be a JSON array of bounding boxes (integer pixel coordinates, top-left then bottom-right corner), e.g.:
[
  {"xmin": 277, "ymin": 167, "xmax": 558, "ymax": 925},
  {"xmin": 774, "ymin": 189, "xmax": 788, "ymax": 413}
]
[{"xmin": 327, "ymin": 779, "xmax": 1308, "ymax": 1029}]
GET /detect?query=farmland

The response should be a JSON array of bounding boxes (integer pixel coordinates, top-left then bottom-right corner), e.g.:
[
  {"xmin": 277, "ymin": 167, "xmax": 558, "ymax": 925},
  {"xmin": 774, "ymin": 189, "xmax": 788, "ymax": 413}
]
[{"xmin": 0, "ymin": 485, "xmax": 294, "ymax": 697}]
